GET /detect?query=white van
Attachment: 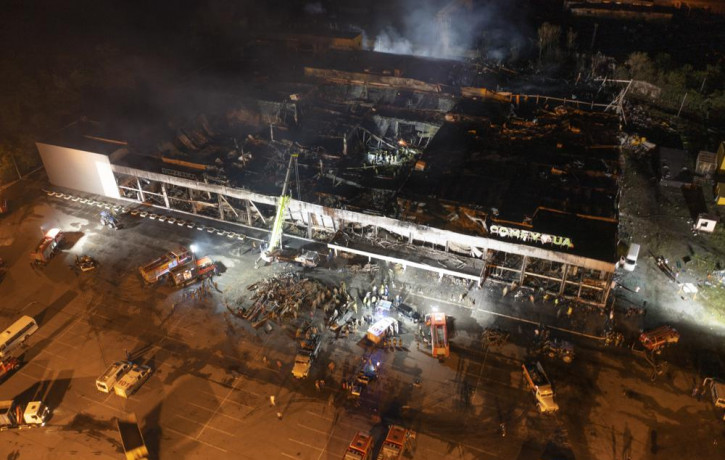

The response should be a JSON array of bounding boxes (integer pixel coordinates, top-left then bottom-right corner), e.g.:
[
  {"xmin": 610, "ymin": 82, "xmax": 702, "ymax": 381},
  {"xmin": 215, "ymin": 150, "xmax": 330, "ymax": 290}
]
[
  {"xmin": 366, "ymin": 317, "xmax": 399, "ymax": 345},
  {"xmin": 623, "ymin": 243, "xmax": 640, "ymax": 272},
  {"xmin": 0, "ymin": 316, "xmax": 39, "ymax": 359},
  {"xmin": 96, "ymin": 361, "xmax": 132, "ymax": 393}
]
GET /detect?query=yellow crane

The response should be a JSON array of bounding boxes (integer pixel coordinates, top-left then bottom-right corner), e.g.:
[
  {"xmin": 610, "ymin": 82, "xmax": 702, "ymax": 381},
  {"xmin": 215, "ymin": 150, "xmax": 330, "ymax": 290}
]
[{"xmin": 261, "ymin": 153, "xmax": 299, "ymax": 263}]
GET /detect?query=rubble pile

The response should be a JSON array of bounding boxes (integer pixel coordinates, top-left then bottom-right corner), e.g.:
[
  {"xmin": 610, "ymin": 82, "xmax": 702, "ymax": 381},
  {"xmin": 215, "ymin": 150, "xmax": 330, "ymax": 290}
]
[{"xmin": 229, "ymin": 273, "xmax": 350, "ymax": 328}]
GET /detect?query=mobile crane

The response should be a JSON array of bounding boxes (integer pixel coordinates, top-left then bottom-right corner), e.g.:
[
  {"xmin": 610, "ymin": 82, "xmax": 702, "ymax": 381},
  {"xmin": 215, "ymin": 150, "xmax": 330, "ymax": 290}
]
[{"xmin": 261, "ymin": 153, "xmax": 299, "ymax": 263}]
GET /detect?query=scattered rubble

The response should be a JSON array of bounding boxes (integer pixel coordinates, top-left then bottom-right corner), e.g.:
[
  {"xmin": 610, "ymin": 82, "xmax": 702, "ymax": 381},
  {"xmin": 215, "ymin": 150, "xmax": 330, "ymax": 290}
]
[{"xmin": 227, "ymin": 272, "xmax": 352, "ymax": 328}]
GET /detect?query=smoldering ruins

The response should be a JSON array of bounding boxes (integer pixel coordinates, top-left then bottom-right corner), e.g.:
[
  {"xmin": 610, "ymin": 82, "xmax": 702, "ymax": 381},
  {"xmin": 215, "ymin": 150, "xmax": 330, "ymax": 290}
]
[{"xmin": 36, "ymin": 3, "xmax": 623, "ymax": 309}]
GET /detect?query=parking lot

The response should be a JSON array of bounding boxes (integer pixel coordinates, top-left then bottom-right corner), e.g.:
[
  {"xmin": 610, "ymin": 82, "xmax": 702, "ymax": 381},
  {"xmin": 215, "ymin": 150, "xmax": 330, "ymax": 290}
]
[{"xmin": 0, "ymin": 181, "xmax": 723, "ymax": 459}]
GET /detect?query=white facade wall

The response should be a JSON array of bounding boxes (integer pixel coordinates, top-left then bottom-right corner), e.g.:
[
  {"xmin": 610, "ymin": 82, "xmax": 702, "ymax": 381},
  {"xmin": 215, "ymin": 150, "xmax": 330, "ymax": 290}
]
[{"xmin": 36, "ymin": 143, "xmax": 120, "ymax": 199}]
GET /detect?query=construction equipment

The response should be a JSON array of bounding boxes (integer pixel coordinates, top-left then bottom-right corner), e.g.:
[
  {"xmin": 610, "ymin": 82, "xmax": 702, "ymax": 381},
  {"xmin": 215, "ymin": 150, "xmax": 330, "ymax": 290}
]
[
  {"xmin": 292, "ymin": 327, "xmax": 322, "ymax": 379},
  {"xmin": 31, "ymin": 228, "xmax": 64, "ymax": 265},
  {"xmin": 522, "ymin": 361, "xmax": 559, "ymax": 413},
  {"xmin": 426, "ymin": 312, "xmax": 450, "ymax": 359},
  {"xmin": 170, "ymin": 256, "xmax": 217, "ymax": 287},
  {"xmin": 701, "ymin": 378, "xmax": 725, "ymax": 408},
  {"xmin": 0, "ymin": 399, "xmax": 51, "ymax": 430},
  {"xmin": 139, "ymin": 247, "xmax": 192, "ymax": 283},
  {"xmin": 376, "ymin": 425, "xmax": 416, "ymax": 460},
  {"xmin": 75, "ymin": 255, "xmax": 97, "ymax": 272},
  {"xmin": 100, "ymin": 210, "xmax": 120, "ymax": 229},
  {"xmin": 261, "ymin": 153, "xmax": 298, "ymax": 263},
  {"xmin": 117, "ymin": 413, "xmax": 149, "ymax": 460},
  {"xmin": 349, "ymin": 358, "xmax": 378, "ymax": 398},
  {"xmin": 343, "ymin": 432, "xmax": 374, "ymax": 460},
  {"xmin": 639, "ymin": 326, "xmax": 679, "ymax": 352},
  {"xmin": 534, "ymin": 328, "xmax": 574, "ymax": 363},
  {"xmin": 0, "ymin": 357, "xmax": 22, "ymax": 382}
]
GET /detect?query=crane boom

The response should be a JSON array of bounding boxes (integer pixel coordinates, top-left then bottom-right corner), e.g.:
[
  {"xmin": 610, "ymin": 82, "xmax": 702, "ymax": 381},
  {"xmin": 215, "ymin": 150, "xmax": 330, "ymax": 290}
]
[{"xmin": 262, "ymin": 153, "xmax": 298, "ymax": 261}]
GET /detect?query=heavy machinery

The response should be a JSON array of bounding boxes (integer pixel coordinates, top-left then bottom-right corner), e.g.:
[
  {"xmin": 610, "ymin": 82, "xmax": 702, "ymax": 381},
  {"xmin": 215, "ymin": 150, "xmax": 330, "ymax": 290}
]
[
  {"xmin": 522, "ymin": 361, "xmax": 559, "ymax": 413},
  {"xmin": 376, "ymin": 425, "xmax": 416, "ymax": 460},
  {"xmin": 139, "ymin": 247, "xmax": 192, "ymax": 283},
  {"xmin": 349, "ymin": 358, "xmax": 378, "ymax": 399},
  {"xmin": 426, "ymin": 312, "xmax": 449, "ymax": 359},
  {"xmin": 117, "ymin": 413, "xmax": 149, "ymax": 460},
  {"xmin": 261, "ymin": 153, "xmax": 299, "ymax": 263},
  {"xmin": 534, "ymin": 328, "xmax": 574, "ymax": 363},
  {"xmin": 75, "ymin": 255, "xmax": 98, "ymax": 272},
  {"xmin": 292, "ymin": 328, "xmax": 322, "ymax": 379},
  {"xmin": 169, "ymin": 256, "xmax": 217, "ymax": 287},
  {"xmin": 0, "ymin": 399, "xmax": 51, "ymax": 430},
  {"xmin": 343, "ymin": 432, "xmax": 374, "ymax": 460},
  {"xmin": 31, "ymin": 228, "xmax": 64, "ymax": 265},
  {"xmin": 100, "ymin": 210, "xmax": 120, "ymax": 229}
]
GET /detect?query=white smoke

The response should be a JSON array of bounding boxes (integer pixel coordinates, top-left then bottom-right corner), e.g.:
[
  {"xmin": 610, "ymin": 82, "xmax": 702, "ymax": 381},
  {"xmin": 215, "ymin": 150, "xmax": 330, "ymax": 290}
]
[
  {"xmin": 370, "ymin": 0, "xmax": 527, "ymax": 62},
  {"xmin": 304, "ymin": 2, "xmax": 325, "ymax": 15}
]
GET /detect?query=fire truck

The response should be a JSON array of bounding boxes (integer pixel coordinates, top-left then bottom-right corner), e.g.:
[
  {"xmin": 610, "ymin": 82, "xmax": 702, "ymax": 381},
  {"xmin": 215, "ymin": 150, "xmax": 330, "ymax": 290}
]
[
  {"xmin": 0, "ymin": 357, "xmax": 22, "ymax": 382},
  {"xmin": 426, "ymin": 312, "xmax": 449, "ymax": 359},
  {"xmin": 169, "ymin": 256, "xmax": 217, "ymax": 287},
  {"xmin": 138, "ymin": 247, "xmax": 192, "ymax": 283},
  {"xmin": 343, "ymin": 432, "xmax": 373, "ymax": 460},
  {"xmin": 639, "ymin": 326, "xmax": 680, "ymax": 351},
  {"xmin": 31, "ymin": 228, "xmax": 64, "ymax": 265},
  {"xmin": 376, "ymin": 425, "xmax": 416, "ymax": 460}
]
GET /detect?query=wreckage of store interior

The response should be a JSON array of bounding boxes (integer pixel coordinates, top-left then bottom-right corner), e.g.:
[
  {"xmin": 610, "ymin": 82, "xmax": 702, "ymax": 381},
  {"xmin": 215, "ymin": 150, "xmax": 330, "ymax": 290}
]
[{"xmin": 36, "ymin": 35, "xmax": 622, "ymax": 307}]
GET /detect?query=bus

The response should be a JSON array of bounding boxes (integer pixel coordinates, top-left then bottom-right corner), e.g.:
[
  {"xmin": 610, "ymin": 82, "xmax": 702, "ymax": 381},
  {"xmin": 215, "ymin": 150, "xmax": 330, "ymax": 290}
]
[{"xmin": 0, "ymin": 316, "xmax": 38, "ymax": 359}]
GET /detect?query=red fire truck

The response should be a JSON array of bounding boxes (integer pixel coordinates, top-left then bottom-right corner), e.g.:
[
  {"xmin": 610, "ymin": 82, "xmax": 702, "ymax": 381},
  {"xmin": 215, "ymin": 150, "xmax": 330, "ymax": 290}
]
[
  {"xmin": 343, "ymin": 432, "xmax": 373, "ymax": 460},
  {"xmin": 426, "ymin": 312, "xmax": 449, "ymax": 359}
]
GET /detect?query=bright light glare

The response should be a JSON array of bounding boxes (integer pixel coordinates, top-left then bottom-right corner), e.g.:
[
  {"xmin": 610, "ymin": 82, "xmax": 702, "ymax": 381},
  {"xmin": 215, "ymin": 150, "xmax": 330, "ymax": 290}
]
[{"xmin": 190, "ymin": 244, "xmax": 198, "ymax": 253}]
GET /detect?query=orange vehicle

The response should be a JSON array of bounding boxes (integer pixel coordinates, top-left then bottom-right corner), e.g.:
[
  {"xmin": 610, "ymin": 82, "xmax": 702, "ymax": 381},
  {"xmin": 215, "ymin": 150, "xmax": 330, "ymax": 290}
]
[
  {"xmin": 170, "ymin": 256, "xmax": 216, "ymax": 287},
  {"xmin": 343, "ymin": 432, "xmax": 373, "ymax": 460},
  {"xmin": 639, "ymin": 326, "xmax": 680, "ymax": 351},
  {"xmin": 426, "ymin": 312, "xmax": 449, "ymax": 359},
  {"xmin": 139, "ymin": 247, "xmax": 192, "ymax": 283},
  {"xmin": 376, "ymin": 425, "xmax": 415, "ymax": 460}
]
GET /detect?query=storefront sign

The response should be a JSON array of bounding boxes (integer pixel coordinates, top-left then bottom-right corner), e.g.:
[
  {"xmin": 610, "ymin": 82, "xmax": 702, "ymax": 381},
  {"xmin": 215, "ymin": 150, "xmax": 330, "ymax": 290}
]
[{"xmin": 489, "ymin": 225, "xmax": 574, "ymax": 249}]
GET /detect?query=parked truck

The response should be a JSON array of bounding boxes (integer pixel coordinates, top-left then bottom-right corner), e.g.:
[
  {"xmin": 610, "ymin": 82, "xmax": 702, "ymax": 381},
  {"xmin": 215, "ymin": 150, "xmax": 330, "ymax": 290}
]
[
  {"xmin": 169, "ymin": 256, "xmax": 216, "ymax": 287},
  {"xmin": 376, "ymin": 425, "xmax": 416, "ymax": 460},
  {"xmin": 343, "ymin": 431, "xmax": 374, "ymax": 460},
  {"xmin": 426, "ymin": 312, "xmax": 449, "ymax": 359},
  {"xmin": 0, "ymin": 357, "xmax": 22, "ymax": 383},
  {"xmin": 522, "ymin": 361, "xmax": 559, "ymax": 413},
  {"xmin": 639, "ymin": 325, "xmax": 679, "ymax": 351},
  {"xmin": 0, "ymin": 399, "xmax": 51, "ymax": 430},
  {"xmin": 117, "ymin": 413, "xmax": 149, "ymax": 460},
  {"xmin": 139, "ymin": 247, "xmax": 192, "ymax": 283},
  {"xmin": 292, "ymin": 327, "xmax": 322, "ymax": 379},
  {"xmin": 31, "ymin": 228, "xmax": 64, "ymax": 265}
]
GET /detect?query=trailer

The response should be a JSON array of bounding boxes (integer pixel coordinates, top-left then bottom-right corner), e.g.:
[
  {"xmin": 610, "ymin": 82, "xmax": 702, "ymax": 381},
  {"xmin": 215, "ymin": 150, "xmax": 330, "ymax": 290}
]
[
  {"xmin": 639, "ymin": 326, "xmax": 679, "ymax": 351},
  {"xmin": 117, "ymin": 413, "xmax": 149, "ymax": 460},
  {"xmin": 522, "ymin": 361, "xmax": 559, "ymax": 413},
  {"xmin": 139, "ymin": 247, "xmax": 192, "ymax": 283}
]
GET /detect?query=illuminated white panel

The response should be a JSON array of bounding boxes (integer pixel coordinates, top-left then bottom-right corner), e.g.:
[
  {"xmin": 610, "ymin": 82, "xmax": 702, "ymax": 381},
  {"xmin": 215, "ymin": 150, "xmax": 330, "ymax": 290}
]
[{"xmin": 35, "ymin": 143, "xmax": 120, "ymax": 199}]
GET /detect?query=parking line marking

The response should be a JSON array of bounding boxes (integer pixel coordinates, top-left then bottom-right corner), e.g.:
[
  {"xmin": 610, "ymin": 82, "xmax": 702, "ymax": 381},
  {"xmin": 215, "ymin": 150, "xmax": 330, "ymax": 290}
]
[
  {"xmin": 165, "ymin": 426, "xmax": 228, "ymax": 453},
  {"xmin": 173, "ymin": 414, "xmax": 235, "ymax": 437},
  {"xmin": 289, "ymin": 437, "xmax": 324, "ymax": 451},
  {"xmin": 281, "ymin": 453, "xmax": 298, "ymax": 459},
  {"xmin": 186, "ymin": 402, "xmax": 247, "ymax": 423},
  {"xmin": 78, "ymin": 394, "xmax": 123, "ymax": 415}
]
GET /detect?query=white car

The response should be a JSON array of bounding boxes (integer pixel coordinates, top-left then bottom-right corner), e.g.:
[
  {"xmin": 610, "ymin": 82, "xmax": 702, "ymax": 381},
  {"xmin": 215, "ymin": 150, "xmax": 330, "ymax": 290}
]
[{"xmin": 113, "ymin": 364, "xmax": 152, "ymax": 398}]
